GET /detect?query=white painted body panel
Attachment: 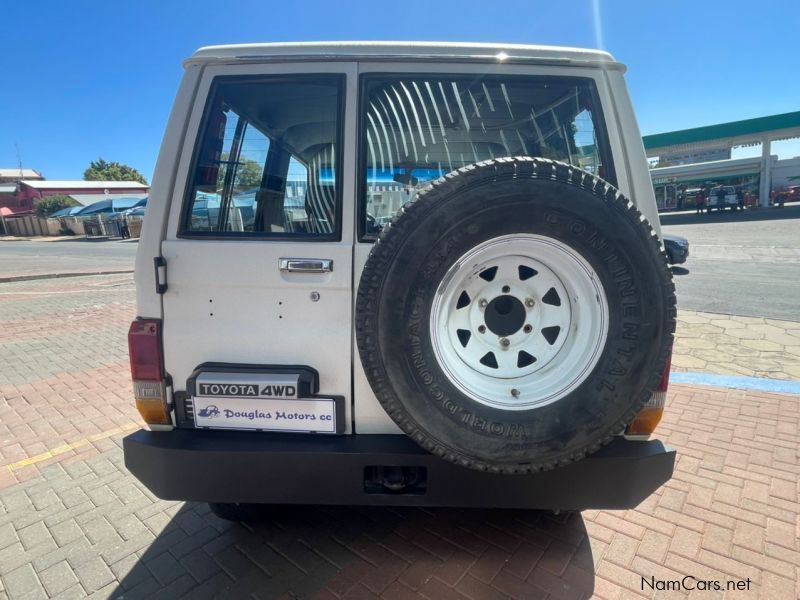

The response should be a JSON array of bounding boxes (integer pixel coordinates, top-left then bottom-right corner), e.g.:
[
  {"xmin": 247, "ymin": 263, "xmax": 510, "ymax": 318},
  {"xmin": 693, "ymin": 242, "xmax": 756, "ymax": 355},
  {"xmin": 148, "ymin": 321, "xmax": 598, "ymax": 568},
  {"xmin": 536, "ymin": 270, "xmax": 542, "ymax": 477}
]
[{"xmin": 134, "ymin": 43, "xmax": 659, "ymax": 435}]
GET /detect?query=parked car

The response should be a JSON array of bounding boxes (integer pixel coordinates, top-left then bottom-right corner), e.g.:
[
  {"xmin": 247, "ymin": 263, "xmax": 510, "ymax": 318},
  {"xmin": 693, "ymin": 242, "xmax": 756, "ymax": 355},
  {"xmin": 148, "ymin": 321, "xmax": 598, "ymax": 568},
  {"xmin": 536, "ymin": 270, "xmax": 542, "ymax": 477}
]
[
  {"xmin": 706, "ymin": 185, "xmax": 738, "ymax": 211},
  {"xmin": 76, "ymin": 197, "xmax": 145, "ymax": 216},
  {"xmin": 775, "ymin": 186, "xmax": 800, "ymax": 205},
  {"xmin": 124, "ymin": 42, "xmax": 676, "ymax": 521},
  {"xmin": 663, "ymin": 234, "xmax": 690, "ymax": 265}
]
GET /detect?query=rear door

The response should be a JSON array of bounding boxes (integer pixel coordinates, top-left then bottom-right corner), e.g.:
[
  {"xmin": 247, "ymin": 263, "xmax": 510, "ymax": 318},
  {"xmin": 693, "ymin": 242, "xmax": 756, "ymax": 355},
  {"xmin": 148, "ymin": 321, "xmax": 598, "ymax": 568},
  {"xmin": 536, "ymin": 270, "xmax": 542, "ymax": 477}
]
[{"xmin": 161, "ymin": 63, "xmax": 356, "ymax": 431}]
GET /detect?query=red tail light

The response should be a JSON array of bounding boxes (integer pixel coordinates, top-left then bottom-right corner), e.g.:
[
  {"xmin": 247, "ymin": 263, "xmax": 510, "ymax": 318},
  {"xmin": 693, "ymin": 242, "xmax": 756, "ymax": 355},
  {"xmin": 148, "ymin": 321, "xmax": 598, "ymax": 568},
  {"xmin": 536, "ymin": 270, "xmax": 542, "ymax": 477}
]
[
  {"xmin": 627, "ymin": 353, "xmax": 671, "ymax": 436},
  {"xmin": 128, "ymin": 319, "xmax": 163, "ymax": 381},
  {"xmin": 128, "ymin": 319, "xmax": 170, "ymax": 426}
]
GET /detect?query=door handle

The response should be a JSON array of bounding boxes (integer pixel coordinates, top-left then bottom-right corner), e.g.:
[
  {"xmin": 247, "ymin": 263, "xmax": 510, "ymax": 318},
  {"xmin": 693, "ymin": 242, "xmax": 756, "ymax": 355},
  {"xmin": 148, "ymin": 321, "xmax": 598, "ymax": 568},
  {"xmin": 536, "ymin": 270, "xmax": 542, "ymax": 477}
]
[{"xmin": 279, "ymin": 258, "xmax": 333, "ymax": 273}]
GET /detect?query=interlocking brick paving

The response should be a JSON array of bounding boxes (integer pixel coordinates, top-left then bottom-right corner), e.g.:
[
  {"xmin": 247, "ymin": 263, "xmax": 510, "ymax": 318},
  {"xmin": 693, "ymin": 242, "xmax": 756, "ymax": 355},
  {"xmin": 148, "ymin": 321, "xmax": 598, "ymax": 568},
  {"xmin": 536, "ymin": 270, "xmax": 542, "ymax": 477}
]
[
  {"xmin": 0, "ymin": 274, "xmax": 140, "ymax": 487},
  {"xmin": 0, "ymin": 275, "xmax": 135, "ymax": 385},
  {"xmin": 0, "ymin": 382, "xmax": 796, "ymax": 599},
  {"xmin": 1, "ymin": 270, "xmax": 799, "ymax": 598}
]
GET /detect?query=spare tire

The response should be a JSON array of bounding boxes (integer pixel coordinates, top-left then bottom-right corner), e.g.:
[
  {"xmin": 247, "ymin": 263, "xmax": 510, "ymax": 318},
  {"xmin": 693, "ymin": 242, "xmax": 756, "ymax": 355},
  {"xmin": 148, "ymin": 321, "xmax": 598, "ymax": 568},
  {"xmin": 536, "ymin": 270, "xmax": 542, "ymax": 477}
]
[{"xmin": 356, "ymin": 158, "xmax": 675, "ymax": 474}]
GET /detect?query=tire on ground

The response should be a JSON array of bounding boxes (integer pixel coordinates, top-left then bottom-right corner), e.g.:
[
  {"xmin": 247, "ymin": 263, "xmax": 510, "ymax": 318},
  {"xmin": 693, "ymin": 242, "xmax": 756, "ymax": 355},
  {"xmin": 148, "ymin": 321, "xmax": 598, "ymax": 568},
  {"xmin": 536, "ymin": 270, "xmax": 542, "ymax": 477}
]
[{"xmin": 356, "ymin": 157, "xmax": 676, "ymax": 474}]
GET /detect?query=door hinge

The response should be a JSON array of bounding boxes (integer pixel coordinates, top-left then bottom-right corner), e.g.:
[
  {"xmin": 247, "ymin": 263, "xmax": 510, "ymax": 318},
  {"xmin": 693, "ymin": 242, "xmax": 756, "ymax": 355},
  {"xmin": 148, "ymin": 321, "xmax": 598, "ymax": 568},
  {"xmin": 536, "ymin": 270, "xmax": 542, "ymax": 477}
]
[{"xmin": 154, "ymin": 256, "xmax": 168, "ymax": 294}]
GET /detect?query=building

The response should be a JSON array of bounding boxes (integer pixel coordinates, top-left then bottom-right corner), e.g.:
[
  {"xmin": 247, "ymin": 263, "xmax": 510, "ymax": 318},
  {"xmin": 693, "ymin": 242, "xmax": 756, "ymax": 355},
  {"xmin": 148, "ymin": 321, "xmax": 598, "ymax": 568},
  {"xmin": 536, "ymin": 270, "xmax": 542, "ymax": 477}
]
[
  {"xmin": 650, "ymin": 156, "xmax": 763, "ymax": 210},
  {"xmin": 644, "ymin": 111, "xmax": 800, "ymax": 207},
  {"xmin": 1, "ymin": 180, "xmax": 149, "ymax": 216},
  {"xmin": 0, "ymin": 168, "xmax": 46, "ymax": 215},
  {"xmin": 0, "ymin": 168, "xmax": 44, "ymax": 183},
  {"xmin": 16, "ymin": 180, "xmax": 149, "ymax": 206}
]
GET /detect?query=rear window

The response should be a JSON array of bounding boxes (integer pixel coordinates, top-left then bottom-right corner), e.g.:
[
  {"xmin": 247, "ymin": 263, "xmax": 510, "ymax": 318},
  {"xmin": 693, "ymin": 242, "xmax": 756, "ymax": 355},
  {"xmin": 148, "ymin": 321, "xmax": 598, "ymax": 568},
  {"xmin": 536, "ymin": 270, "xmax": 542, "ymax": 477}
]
[
  {"xmin": 181, "ymin": 75, "xmax": 344, "ymax": 239},
  {"xmin": 359, "ymin": 74, "xmax": 614, "ymax": 238}
]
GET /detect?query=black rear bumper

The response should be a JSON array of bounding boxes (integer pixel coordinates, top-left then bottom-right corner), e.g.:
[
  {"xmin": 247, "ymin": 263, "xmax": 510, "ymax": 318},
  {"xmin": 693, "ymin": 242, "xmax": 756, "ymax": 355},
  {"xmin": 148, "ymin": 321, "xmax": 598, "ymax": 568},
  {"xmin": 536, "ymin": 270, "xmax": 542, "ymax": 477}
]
[{"xmin": 123, "ymin": 430, "xmax": 675, "ymax": 510}]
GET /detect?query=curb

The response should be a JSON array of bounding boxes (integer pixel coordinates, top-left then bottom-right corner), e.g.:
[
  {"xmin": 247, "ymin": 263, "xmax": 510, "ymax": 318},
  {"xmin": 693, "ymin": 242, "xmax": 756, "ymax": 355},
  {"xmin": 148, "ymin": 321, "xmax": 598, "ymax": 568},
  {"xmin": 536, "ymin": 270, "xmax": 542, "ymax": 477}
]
[{"xmin": 0, "ymin": 269, "xmax": 134, "ymax": 283}]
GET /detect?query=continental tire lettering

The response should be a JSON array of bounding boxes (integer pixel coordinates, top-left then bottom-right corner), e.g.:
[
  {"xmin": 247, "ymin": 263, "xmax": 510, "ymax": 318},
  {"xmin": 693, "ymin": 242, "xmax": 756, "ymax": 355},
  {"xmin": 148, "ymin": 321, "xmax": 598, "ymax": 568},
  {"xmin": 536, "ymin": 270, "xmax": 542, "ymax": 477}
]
[
  {"xmin": 568, "ymin": 220, "xmax": 586, "ymax": 235},
  {"xmin": 616, "ymin": 345, "xmax": 635, "ymax": 358},
  {"xmin": 617, "ymin": 276, "xmax": 636, "ymax": 297},
  {"xmin": 422, "ymin": 229, "xmax": 465, "ymax": 279},
  {"xmin": 609, "ymin": 359, "xmax": 628, "ymax": 377},
  {"xmin": 606, "ymin": 257, "xmax": 628, "ymax": 278},
  {"xmin": 545, "ymin": 212, "xmax": 560, "ymax": 226},
  {"xmin": 622, "ymin": 302, "xmax": 640, "ymax": 318},
  {"xmin": 622, "ymin": 322, "xmax": 639, "ymax": 340},
  {"xmin": 596, "ymin": 378, "xmax": 616, "ymax": 392},
  {"xmin": 586, "ymin": 230, "xmax": 610, "ymax": 252}
]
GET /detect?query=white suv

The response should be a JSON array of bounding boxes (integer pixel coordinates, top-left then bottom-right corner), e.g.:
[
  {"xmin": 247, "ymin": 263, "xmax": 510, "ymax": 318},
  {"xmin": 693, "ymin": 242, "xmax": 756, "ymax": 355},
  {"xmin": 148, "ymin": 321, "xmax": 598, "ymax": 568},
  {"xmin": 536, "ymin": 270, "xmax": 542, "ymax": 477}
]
[{"xmin": 124, "ymin": 42, "xmax": 676, "ymax": 521}]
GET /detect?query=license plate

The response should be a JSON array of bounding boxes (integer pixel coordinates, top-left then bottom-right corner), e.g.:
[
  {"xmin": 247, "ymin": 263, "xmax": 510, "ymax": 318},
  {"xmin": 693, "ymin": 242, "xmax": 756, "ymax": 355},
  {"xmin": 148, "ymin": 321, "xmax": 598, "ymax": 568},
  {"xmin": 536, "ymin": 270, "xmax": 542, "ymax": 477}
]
[
  {"xmin": 190, "ymin": 368, "xmax": 340, "ymax": 433},
  {"xmin": 193, "ymin": 395, "xmax": 338, "ymax": 433}
]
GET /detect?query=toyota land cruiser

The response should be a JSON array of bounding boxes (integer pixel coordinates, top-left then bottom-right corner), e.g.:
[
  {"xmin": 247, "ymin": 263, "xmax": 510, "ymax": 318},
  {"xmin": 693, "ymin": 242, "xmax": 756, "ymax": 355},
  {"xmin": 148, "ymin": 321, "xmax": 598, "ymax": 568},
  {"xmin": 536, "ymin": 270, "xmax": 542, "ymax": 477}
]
[{"xmin": 123, "ymin": 42, "xmax": 676, "ymax": 521}]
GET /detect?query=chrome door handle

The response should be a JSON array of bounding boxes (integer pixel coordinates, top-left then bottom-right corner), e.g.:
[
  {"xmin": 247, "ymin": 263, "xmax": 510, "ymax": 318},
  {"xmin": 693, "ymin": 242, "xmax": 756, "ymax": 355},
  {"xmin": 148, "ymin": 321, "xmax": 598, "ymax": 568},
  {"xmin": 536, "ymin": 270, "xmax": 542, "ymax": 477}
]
[{"xmin": 279, "ymin": 258, "xmax": 333, "ymax": 273}]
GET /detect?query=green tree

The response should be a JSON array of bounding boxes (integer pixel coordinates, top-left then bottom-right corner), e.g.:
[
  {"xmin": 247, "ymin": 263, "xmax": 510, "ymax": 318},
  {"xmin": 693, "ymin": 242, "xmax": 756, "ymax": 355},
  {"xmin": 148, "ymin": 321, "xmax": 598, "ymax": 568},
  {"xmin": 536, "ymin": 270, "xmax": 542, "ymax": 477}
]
[
  {"xmin": 83, "ymin": 158, "xmax": 148, "ymax": 184},
  {"xmin": 35, "ymin": 194, "xmax": 80, "ymax": 217},
  {"xmin": 235, "ymin": 158, "xmax": 264, "ymax": 188},
  {"xmin": 216, "ymin": 153, "xmax": 263, "ymax": 190}
]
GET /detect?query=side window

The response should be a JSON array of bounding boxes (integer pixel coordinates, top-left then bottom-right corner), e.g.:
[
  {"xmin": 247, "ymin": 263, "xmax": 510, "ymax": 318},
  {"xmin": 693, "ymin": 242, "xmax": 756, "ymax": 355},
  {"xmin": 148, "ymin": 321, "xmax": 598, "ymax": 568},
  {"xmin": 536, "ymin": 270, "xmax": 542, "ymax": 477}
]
[
  {"xmin": 360, "ymin": 75, "xmax": 614, "ymax": 237},
  {"xmin": 183, "ymin": 75, "xmax": 343, "ymax": 238}
]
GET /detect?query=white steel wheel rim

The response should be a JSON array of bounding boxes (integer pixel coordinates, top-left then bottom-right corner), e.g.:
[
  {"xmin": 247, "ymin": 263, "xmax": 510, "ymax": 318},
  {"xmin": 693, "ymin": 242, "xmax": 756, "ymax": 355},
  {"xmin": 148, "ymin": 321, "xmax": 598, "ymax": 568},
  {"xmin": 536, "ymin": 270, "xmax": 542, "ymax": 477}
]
[{"xmin": 430, "ymin": 234, "xmax": 609, "ymax": 410}]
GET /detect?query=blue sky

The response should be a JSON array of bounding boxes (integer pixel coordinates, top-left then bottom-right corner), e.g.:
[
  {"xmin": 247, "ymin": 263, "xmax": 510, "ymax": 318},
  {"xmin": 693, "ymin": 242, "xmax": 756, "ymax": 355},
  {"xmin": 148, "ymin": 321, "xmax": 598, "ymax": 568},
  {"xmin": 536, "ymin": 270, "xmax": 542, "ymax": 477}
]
[{"xmin": 1, "ymin": 0, "xmax": 797, "ymax": 181}]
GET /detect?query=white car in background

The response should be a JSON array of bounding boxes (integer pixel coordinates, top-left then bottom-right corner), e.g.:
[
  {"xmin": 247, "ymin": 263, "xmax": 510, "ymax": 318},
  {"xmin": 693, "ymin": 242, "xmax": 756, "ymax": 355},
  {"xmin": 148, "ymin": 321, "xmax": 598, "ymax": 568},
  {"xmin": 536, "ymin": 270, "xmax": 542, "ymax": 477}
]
[{"xmin": 707, "ymin": 185, "xmax": 738, "ymax": 211}]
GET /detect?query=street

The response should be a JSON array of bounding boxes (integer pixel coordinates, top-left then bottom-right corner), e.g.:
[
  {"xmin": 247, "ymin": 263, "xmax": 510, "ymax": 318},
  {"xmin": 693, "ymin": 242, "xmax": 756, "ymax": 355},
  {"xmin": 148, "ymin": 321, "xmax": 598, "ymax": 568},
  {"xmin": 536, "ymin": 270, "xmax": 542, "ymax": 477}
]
[
  {"xmin": 4, "ymin": 205, "xmax": 800, "ymax": 321},
  {"xmin": 661, "ymin": 204, "xmax": 800, "ymax": 321},
  {"xmin": 0, "ymin": 239, "xmax": 137, "ymax": 280}
]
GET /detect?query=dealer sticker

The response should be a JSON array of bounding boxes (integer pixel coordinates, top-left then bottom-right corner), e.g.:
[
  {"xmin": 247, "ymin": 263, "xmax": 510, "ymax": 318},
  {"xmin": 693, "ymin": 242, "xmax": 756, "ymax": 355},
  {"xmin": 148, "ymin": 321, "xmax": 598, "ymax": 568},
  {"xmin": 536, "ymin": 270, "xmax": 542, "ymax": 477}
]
[{"xmin": 193, "ymin": 396, "xmax": 337, "ymax": 433}]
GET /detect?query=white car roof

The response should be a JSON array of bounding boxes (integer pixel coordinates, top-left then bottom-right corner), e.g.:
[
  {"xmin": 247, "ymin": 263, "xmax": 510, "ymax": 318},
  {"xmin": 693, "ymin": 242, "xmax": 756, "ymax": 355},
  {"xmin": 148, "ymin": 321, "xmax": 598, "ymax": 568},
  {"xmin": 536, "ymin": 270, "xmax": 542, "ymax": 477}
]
[{"xmin": 187, "ymin": 41, "xmax": 622, "ymax": 70}]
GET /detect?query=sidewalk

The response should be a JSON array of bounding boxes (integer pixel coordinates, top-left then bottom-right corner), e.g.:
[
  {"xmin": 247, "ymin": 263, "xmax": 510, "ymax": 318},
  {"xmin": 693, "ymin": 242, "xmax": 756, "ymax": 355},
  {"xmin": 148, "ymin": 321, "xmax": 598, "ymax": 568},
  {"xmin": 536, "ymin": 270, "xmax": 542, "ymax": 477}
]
[
  {"xmin": 0, "ymin": 236, "xmax": 119, "ymax": 243},
  {"xmin": 0, "ymin": 236, "xmax": 87, "ymax": 243},
  {"xmin": 673, "ymin": 310, "xmax": 800, "ymax": 380},
  {"xmin": 0, "ymin": 269, "xmax": 133, "ymax": 284}
]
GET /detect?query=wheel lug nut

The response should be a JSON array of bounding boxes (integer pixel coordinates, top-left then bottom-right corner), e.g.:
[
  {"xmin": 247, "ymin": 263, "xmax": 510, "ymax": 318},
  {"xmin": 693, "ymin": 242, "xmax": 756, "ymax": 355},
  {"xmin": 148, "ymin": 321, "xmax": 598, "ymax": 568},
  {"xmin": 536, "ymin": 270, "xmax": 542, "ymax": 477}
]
[
  {"xmin": 523, "ymin": 324, "xmax": 532, "ymax": 333},
  {"xmin": 478, "ymin": 325, "xmax": 486, "ymax": 333},
  {"xmin": 499, "ymin": 337, "xmax": 510, "ymax": 348},
  {"xmin": 525, "ymin": 298, "xmax": 535, "ymax": 307},
  {"xmin": 502, "ymin": 285, "xmax": 511, "ymax": 293},
  {"xmin": 478, "ymin": 298, "xmax": 488, "ymax": 308}
]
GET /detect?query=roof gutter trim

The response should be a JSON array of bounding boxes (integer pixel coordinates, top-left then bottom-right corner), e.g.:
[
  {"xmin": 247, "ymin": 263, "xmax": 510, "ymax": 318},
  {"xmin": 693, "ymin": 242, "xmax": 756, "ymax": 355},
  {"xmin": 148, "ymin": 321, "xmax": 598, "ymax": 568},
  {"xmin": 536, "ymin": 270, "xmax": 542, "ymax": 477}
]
[{"xmin": 183, "ymin": 53, "xmax": 626, "ymax": 72}]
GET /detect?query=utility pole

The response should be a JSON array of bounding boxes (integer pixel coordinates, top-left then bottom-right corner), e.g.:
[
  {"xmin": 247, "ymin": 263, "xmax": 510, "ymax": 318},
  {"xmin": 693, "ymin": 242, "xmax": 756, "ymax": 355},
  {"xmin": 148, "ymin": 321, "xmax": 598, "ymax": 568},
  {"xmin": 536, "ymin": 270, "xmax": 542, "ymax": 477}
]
[{"xmin": 15, "ymin": 143, "xmax": 23, "ymax": 180}]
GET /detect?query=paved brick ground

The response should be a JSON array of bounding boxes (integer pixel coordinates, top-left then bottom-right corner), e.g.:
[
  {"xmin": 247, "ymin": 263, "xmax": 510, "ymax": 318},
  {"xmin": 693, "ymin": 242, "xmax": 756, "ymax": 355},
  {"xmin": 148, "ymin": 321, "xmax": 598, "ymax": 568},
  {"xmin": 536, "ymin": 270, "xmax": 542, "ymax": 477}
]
[
  {"xmin": 0, "ymin": 275, "xmax": 134, "ymax": 384},
  {"xmin": 673, "ymin": 310, "xmax": 800, "ymax": 380},
  {"xmin": 0, "ymin": 275, "xmax": 141, "ymax": 488},
  {"xmin": 0, "ymin": 382, "xmax": 798, "ymax": 599},
  {"xmin": 1, "ymin": 274, "xmax": 799, "ymax": 599}
]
